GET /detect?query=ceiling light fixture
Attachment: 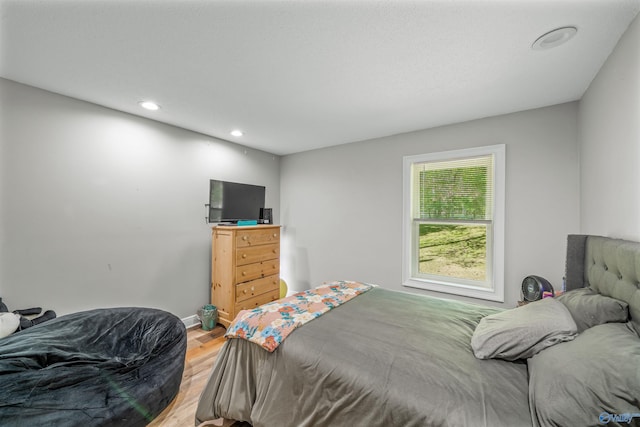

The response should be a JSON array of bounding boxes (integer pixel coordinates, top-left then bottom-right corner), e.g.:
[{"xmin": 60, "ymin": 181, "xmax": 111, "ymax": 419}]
[
  {"xmin": 230, "ymin": 130, "xmax": 243, "ymax": 137},
  {"xmin": 532, "ymin": 26, "xmax": 577, "ymax": 50},
  {"xmin": 139, "ymin": 101, "xmax": 160, "ymax": 111}
]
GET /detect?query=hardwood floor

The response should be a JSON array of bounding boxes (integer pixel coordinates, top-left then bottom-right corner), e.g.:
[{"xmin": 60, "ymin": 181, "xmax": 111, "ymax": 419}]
[{"xmin": 148, "ymin": 324, "xmax": 232, "ymax": 427}]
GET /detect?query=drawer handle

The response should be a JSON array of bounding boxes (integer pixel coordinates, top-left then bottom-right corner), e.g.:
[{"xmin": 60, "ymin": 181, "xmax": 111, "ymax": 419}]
[
  {"xmin": 242, "ymin": 271, "xmax": 247, "ymax": 276},
  {"xmin": 272, "ymin": 249, "xmax": 277, "ymax": 254},
  {"xmin": 243, "ymin": 289, "xmax": 247, "ymax": 294},
  {"xmin": 251, "ymin": 286, "xmax": 255, "ymax": 291},
  {"xmin": 242, "ymin": 236, "xmax": 248, "ymax": 241},
  {"xmin": 242, "ymin": 254, "xmax": 247, "ymax": 258},
  {"xmin": 273, "ymin": 233, "xmax": 277, "ymax": 238}
]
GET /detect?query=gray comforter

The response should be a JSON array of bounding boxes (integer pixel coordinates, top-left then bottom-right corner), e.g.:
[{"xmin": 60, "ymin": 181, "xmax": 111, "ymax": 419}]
[{"xmin": 196, "ymin": 287, "xmax": 532, "ymax": 427}]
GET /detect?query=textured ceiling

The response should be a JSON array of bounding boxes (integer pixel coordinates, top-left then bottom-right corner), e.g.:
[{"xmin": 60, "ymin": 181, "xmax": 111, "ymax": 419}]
[{"xmin": 1, "ymin": 0, "xmax": 639, "ymax": 155}]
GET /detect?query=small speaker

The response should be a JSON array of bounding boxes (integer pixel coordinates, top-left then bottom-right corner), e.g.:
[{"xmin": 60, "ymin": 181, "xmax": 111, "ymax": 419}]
[{"xmin": 259, "ymin": 208, "xmax": 272, "ymax": 224}]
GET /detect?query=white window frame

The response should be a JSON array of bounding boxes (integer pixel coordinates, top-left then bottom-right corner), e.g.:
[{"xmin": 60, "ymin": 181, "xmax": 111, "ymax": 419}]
[{"xmin": 402, "ymin": 144, "xmax": 505, "ymax": 302}]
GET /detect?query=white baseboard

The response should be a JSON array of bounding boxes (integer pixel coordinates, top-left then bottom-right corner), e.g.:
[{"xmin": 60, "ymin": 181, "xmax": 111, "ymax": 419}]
[{"xmin": 182, "ymin": 314, "xmax": 201, "ymax": 329}]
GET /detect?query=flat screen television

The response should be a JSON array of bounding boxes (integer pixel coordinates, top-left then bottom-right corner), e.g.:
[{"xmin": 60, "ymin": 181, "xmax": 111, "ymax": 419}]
[{"xmin": 208, "ymin": 180, "xmax": 265, "ymax": 223}]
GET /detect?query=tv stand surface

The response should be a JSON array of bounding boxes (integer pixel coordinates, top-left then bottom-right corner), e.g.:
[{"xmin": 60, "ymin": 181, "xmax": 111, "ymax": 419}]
[{"xmin": 214, "ymin": 223, "xmax": 275, "ymax": 229}]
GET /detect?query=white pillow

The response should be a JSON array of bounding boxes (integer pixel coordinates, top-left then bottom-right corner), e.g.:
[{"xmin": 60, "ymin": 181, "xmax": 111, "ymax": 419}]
[
  {"xmin": 0, "ymin": 312, "xmax": 20, "ymax": 338},
  {"xmin": 471, "ymin": 298, "xmax": 578, "ymax": 361}
]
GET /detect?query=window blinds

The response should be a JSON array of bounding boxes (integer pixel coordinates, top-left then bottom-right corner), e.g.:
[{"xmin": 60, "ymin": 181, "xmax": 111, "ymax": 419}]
[{"xmin": 413, "ymin": 154, "xmax": 494, "ymax": 221}]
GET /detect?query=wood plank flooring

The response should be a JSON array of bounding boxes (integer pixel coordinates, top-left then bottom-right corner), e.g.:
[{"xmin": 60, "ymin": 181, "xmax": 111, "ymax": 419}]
[{"xmin": 148, "ymin": 324, "xmax": 233, "ymax": 427}]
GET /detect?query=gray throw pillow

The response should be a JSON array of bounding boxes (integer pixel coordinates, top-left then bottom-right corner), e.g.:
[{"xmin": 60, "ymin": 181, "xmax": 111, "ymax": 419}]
[
  {"xmin": 471, "ymin": 298, "xmax": 577, "ymax": 361},
  {"xmin": 556, "ymin": 287, "xmax": 629, "ymax": 332},
  {"xmin": 528, "ymin": 322, "xmax": 640, "ymax": 427}
]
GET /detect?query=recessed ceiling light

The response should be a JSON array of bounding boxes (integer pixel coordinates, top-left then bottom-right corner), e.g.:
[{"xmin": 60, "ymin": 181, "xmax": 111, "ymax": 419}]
[
  {"xmin": 230, "ymin": 130, "xmax": 243, "ymax": 137},
  {"xmin": 139, "ymin": 101, "xmax": 160, "ymax": 111},
  {"xmin": 532, "ymin": 26, "xmax": 577, "ymax": 50}
]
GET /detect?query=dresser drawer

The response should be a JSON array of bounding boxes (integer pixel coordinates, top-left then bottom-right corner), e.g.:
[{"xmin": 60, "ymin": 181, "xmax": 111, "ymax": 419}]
[
  {"xmin": 235, "ymin": 289, "xmax": 280, "ymax": 312},
  {"xmin": 236, "ymin": 260, "xmax": 279, "ymax": 283},
  {"xmin": 236, "ymin": 243, "xmax": 279, "ymax": 266},
  {"xmin": 236, "ymin": 274, "xmax": 279, "ymax": 303},
  {"xmin": 236, "ymin": 228, "xmax": 280, "ymax": 248}
]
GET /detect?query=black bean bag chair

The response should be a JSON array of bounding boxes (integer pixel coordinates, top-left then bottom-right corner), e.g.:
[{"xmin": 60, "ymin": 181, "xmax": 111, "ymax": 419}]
[{"xmin": 0, "ymin": 307, "xmax": 187, "ymax": 426}]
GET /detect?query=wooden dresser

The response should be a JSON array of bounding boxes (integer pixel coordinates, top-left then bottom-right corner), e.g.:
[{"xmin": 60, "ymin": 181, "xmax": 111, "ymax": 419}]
[{"xmin": 211, "ymin": 225, "xmax": 281, "ymax": 328}]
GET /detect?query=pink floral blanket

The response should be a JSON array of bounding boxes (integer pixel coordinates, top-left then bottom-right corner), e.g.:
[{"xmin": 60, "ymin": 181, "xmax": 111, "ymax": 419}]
[{"xmin": 225, "ymin": 280, "xmax": 373, "ymax": 352}]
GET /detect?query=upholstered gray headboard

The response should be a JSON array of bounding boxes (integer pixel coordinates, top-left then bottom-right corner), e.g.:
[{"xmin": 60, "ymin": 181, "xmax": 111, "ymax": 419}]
[{"xmin": 566, "ymin": 234, "xmax": 640, "ymax": 333}]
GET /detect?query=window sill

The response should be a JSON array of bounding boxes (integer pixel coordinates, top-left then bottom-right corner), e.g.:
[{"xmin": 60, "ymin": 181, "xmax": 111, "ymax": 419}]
[{"xmin": 403, "ymin": 277, "xmax": 504, "ymax": 302}]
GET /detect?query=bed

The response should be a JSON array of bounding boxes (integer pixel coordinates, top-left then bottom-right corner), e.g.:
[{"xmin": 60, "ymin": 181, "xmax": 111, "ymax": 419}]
[
  {"xmin": 195, "ymin": 235, "xmax": 640, "ymax": 427},
  {"xmin": 0, "ymin": 307, "xmax": 187, "ymax": 426}
]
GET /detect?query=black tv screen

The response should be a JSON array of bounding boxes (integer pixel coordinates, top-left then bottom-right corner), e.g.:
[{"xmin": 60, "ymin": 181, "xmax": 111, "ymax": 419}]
[{"xmin": 208, "ymin": 180, "xmax": 265, "ymax": 223}]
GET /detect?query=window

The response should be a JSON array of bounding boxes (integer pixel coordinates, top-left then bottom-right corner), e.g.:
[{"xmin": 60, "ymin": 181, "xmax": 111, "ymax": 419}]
[{"xmin": 402, "ymin": 145, "xmax": 505, "ymax": 302}]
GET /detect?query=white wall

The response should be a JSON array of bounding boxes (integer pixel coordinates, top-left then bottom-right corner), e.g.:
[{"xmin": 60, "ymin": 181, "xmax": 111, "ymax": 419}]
[
  {"xmin": 0, "ymin": 85, "xmax": 4, "ymax": 295},
  {"xmin": 280, "ymin": 103, "xmax": 580, "ymax": 308},
  {"xmin": 579, "ymin": 14, "xmax": 640, "ymax": 241},
  {"xmin": 0, "ymin": 78, "xmax": 280, "ymax": 318}
]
